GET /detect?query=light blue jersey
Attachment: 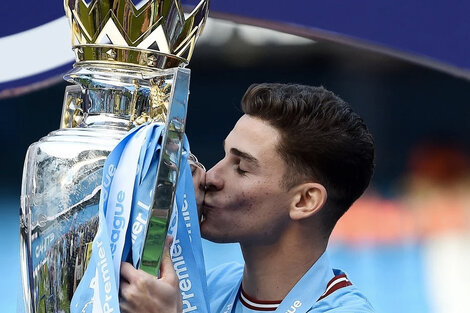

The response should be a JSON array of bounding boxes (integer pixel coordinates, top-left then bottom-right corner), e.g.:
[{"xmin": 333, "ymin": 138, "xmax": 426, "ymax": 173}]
[{"xmin": 206, "ymin": 253, "xmax": 374, "ymax": 313}]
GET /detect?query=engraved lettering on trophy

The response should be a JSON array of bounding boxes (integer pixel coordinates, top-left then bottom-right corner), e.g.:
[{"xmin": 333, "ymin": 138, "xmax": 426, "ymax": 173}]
[{"xmin": 35, "ymin": 232, "xmax": 55, "ymax": 259}]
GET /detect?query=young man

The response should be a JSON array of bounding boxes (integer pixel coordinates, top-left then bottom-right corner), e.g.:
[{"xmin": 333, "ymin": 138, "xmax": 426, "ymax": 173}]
[{"xmin": 120, "ymin": 83, "xmax": 375, "ymax": 313}]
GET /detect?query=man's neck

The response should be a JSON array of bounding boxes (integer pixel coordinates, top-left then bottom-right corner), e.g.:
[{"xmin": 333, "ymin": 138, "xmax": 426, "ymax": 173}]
[{"xmin": 240, "ymin": 228, "xmax": 327, "ymax": 301}]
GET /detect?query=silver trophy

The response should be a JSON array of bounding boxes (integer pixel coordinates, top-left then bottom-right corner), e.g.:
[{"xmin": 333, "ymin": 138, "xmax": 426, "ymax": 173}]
[{"xmin": 19, "ymin": 1, "xmax": 209, "ymax": 312}]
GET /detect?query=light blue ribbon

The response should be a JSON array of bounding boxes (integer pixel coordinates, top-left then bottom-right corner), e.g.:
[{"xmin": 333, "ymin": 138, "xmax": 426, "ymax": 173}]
[
  {"xmin": 168, "ymin": 138, "xmax": 209, "ymax": 313},
  {"xmin": 71, "ymin": 124, "xmax": 208, "ymax": 313}
]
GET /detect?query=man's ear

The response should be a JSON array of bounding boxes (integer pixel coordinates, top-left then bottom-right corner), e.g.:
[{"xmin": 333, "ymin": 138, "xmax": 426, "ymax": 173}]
[{"xmin": 289, "ymin": 183, "xmax": 327, "ymax": 220}]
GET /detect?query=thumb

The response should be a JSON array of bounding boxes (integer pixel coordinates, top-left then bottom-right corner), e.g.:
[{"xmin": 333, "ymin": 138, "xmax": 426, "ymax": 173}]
[{"xmin": 160, "ymin": 236, "xmax": 177, "ymax": 285}]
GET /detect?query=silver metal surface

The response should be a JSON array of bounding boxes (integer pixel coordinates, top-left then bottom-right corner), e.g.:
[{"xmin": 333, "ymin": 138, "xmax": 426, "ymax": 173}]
[
  {"xmin": 19, "ymin": 66, "xmax": 190, "ymax": 312},
  {"xmin": 19, "ymin": 0, "xmax": 208, "ymax": 311},
  {"xmin": 140, "ymin": 68, "xmax": 190, "ymax": 275}
]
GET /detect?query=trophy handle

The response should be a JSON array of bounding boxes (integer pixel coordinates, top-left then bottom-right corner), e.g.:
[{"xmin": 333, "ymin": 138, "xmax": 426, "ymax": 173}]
[{"xmin": 139, "ymin": 67, "xmax": 191, "ymax": 275}]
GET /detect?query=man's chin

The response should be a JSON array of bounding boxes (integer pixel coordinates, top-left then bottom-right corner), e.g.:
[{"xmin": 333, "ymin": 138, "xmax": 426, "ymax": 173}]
[
  {"xmin": 200, "ymin": 226, "xmax": 235, "ymax": 244},
  {"xmin": 203, "ymin": 237, "xmax": 236, "ymax": 244}
]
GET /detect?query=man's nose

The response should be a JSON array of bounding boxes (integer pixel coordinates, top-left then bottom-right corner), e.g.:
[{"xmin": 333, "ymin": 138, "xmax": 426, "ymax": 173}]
[{"xmin": 205, "ymin": 162, "xmax": 224, "ymax": 191}]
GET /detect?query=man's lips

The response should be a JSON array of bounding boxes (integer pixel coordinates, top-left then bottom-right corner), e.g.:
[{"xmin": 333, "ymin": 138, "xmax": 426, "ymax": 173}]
[
  {"xmin": 200, "ymin": 202, "xmax": 208, "ymax": 222},
  {"xmin": 202, "ymin": 198, "xmax": 215, "ymax": 209},
  {"xmin": 200, "ymin": 202, "xmax": 214, "ymax": 223}
]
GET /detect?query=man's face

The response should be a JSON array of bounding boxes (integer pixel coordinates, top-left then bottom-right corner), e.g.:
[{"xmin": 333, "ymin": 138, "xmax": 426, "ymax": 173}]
[{"xmin": 201, "ymin": 115, "xmax": 294, "ymax": 245}]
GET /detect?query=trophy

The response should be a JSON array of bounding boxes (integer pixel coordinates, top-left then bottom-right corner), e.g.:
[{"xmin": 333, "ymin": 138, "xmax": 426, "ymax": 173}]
[{"xmin": 19, "ymin": 1, "xmax": 209, "ymax": 312}]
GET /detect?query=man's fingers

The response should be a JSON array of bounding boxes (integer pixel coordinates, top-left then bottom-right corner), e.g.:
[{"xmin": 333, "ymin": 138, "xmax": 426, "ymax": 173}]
[
  {"xmin": 160, "ymin": 236, "xmax": 177, "ymax": 286},
  {"xmin": 120, "ymin": 262, "xmax": 136, "ymax": 283},
  {"xmin": 119, "ymin": 279, "xmax": 131, "ymax": 298}
]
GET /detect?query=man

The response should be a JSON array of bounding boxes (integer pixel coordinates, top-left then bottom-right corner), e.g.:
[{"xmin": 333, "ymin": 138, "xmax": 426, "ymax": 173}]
[{"xmin": 120, "ymin": 83, "xmax": 375, "ymax": 312}]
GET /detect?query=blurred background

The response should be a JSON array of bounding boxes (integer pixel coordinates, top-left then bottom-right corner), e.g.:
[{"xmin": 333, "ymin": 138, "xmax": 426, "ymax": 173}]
[{"xmin": 2, "ymin": 2, "xmax": 470, "ymax": 313}]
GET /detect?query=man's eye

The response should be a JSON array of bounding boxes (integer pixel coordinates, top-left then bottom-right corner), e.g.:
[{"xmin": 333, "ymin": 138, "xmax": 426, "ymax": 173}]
[{"xmin": 236, "ymin": 166, "xmax": 248, "ymax": 176}]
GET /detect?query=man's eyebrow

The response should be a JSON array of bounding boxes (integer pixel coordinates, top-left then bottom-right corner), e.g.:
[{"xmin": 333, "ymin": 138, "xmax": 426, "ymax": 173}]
[
  {"xmin": 230, "ymin": 148, "xmax": 259, "ymax": 166},
  {"xmin": 223, "ymin": 139, "xmax": 259, "ymax": 165}
]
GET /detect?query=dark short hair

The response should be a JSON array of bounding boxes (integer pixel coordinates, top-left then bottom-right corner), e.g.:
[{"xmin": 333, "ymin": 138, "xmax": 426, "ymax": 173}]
[{"xmin": 241, "ymin": 83, "xmax": 375, "ymax": 230}]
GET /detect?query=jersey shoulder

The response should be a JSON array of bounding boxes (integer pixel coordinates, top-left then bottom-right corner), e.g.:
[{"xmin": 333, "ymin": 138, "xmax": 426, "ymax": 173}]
[{"xmin": 310, "ymin": 283, "xmax": 375, "ymax": 312}]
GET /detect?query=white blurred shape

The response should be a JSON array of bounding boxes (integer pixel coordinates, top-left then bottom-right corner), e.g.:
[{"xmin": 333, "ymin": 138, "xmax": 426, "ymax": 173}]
[
  {"xmin": 197, "ymin": 18, "xmax": 235, "ymax": 46},
  {"xmin": 0, "ymin": 17, "xmax": 74, "ymax": 83},
  {"xmin": 198, "ymin": 18, "xmax": 314, "ymax": 46},
  {"xmin": 424, "ymin": 233, "xmax": 470, "ymax": 313},
  {"xmin": 237, "ymin": 23, "xmax": 313, "ymax": 46}
]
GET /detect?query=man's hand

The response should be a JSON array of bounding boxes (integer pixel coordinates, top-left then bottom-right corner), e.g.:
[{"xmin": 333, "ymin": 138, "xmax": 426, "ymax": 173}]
[{"xmin": 119, "ymin": 237, "xmax": 182, "ymax": 313}]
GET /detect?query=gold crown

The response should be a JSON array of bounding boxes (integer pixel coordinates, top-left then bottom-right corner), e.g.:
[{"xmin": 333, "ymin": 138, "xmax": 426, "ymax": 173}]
[{"xmin": 64, "ymin": 0, "xmax": 209, "ymax": 69}]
